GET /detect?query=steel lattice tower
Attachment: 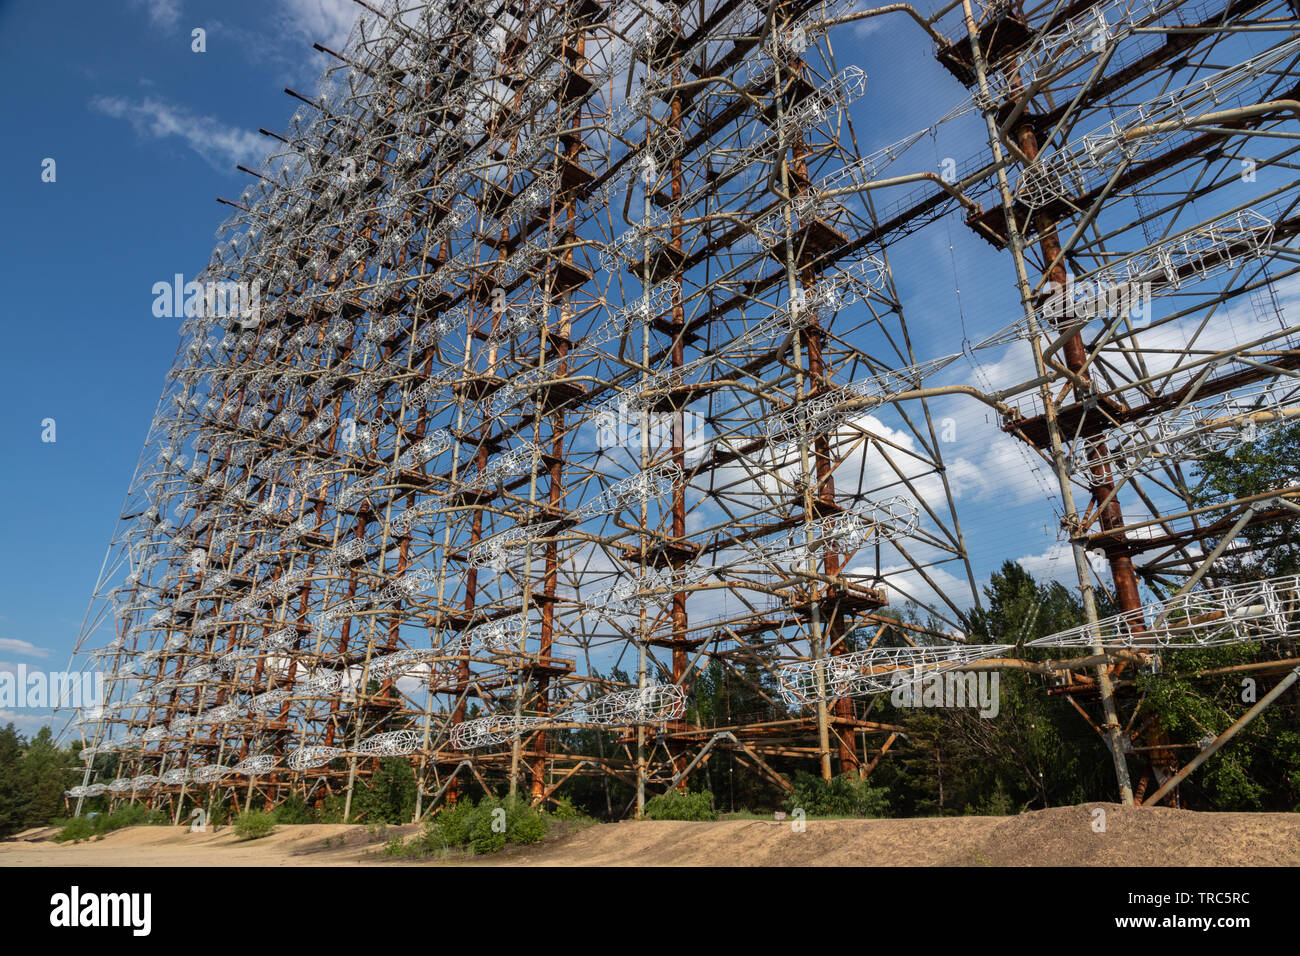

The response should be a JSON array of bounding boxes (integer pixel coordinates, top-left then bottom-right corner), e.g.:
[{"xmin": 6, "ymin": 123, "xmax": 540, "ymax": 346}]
[{"xmin": 63, "ymin": 0, "xmax": 1300, "ymax": 818}]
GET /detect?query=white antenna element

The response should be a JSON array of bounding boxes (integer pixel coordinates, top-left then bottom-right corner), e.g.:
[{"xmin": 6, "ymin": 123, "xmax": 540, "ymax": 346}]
[
  {"xmin": 1016, "ymin": 41, "xmax": 1300, "ymax": 211},
  {"xmin": 749, "ymin": 496, "xmax": 920, "ymax": 566},
  {"xmin": 585, "ymin": 285, "xmax": 675, "ymax": 347},
  {"xmin": 575, "ymin": 464, "xmax": 683, "ymax": 521},
  {"xmin": 582, "ymin": 566, "xmax": 711, "ymax": 620},
  {"xmin": 977, "ymin": 0, "xmax": 1174, "ymax": 108},
  {"xmin": 1068, "ymin": 379, "xmax": 1299, "ymax": 479},
  {"xmin": 451, "ymin": 682, "xmax": 688, "ymax": 749},
  {"xmin": 366, "ymin": 647, "xmax": 446, "ymax": 682},
  {"xmin": 977, "ymin": 209, "xmax": 1277, "ymax": 347},
  {"xmin": 354, "ymin": 729, "xmax": 421, "ymax": 756},
  {"xmin": 467, "ymin": 521, "xmax": 561, "ymax": 570},
  {"xmin": 451, "ymin": 714, "xmax": 548, "ymax": 750},
  {"xmin": 571, "ymin": 682, "xmax": 687, "ymax": 725},
  {"xmin": 231, "ymin": 754, "xmax": 278, "ymax": 775},
  {"xmin": 460, "ymin": 612, "xmax": 528, "ymax": 655},
  {"xmin": 1029, "ymin": 574, "xmax": 1300, "ymax": 649},
  {"xmin": 288, "ymin": 746, "xmax": 347, "ymax": 770},
  {"xmin": 299, "ymin": 670, "xmax": 344, "ymax": 696},
  {"xmin": 763, "ymin": 355, "xmax": 963, "ymax": 449},
  {"xmin": 778, "ymin": 644, "xmax": 1013, "ymax": 706}
]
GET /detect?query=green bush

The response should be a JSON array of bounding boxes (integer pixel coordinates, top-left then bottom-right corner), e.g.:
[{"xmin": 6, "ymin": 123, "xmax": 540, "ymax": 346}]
[
  {"xmin": 783, "ymin": 772, "xmax": 890, "ymax": 818},
  {"xmin": 100, "ymin": 804, "xmax": 165, "ymax": 830},
  {"xmin": 643, "ymin": 789, "xmax": 717, "ymax": 821},
  {"xmin": 233, "ymin": 810, "xmax": 277, "ymax": 840},
  {"xmin": 470, "ymin": 810, "xmax": 508, "ymax": 855},
  {"xmin": 399, "ymin": 823, "xmax": 441, "ymax": 858},
  {"xmin": 549, "ymin": 796, "xmax": 581, "ymax": 820},
  {"xmin": 53, "ymin": 816, "xmax": 96, "ymax": 842},
  {"xmin": 207, "ymin": 801, "xmax": 231, "ymax": 827},
  {"xmin": 430, "ymin": 798, "xmax": 482, "ymax": 849},
  {"xmin": 501, "ymin": 797, "xmax": 546, "ymax": 846},
  {"xmin": 350, "ymin": 757, "xmax": 416, "ymax": 824},
  {"xmin": 313, "ymin": 794, "xmax": 346, "ymax": 824},
  {"xmin": 412, "ymin": 795, "xmax": 550, "ymax": 856},
  {"xmin": 467, "ymin": 796, "xmax": 546, "ymax": 854},
  {"xmin": 271, "ymin": 794, "xmax": 314, "ymax": 824},
  {"xmin": 102, "ymin": 803, "xmax": 160, "ymax": 828},
  {"xmin": 52, "ymin": 803, "xmax": 170, "ymax": 842},
  {"xmin": 967, "ymin": 782, "xmax": 1014, "ymax": 816}
]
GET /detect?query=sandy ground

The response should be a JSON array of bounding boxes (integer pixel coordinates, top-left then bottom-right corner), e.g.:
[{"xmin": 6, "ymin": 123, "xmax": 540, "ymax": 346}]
[
  {"xmin": 3, "ymin": 804, "xmax": 1297, "ymax": 866},
  {"xmin": 0, "ymin": 822, "xmax": 421, "ymax": 867}
]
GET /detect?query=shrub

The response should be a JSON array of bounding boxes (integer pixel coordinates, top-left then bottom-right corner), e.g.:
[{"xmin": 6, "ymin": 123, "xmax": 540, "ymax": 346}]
[
  {"xmin": 643, "ymin": 789, "xmax": 717, "ymax": 821},
  {"xmin": 53, "ymin": 816, "xmax": 95, "ymax": 843},
  {"xmin": 467, "ymin": 796, "xmax": 546, "ymax": 854},
  {"xmin": 430, "ymin": 798, "xmax": 482, "ymax": 849},
  {"xmin": 233, "ymin": 810, "xmax": 277, "ymax": 840},
  {"xmin": 783, "ymin": 772, "xmax": 890, "ymax": 818},
  {"xmin": 967, "ymin": 782, "xmax": 1014, "ymax": 816},
  {"xmin": 313, "ymin": 794, "xmax": 346, "ymax": 824},
  {"xmin": 549, "ymin": 796, "xmax": 581, "ymax": 820},
  {"xmin": 501, "ymin": 797, "xmax": 546, "ymax": 846},
  {"xmin": 272, "ymin": 794, "xmax": 313, "ymax": 824},
  {"xmin": 415, "ymin": 795, "xmax": 551, "ymax": 856},
  {"xmin": 52, "ymin": 803, "xmax": 170, "ymax": 841},
  {"xmin": 400, "ymin": 823, "xmax": 441, "ymax": 858},
  {"xmin": 102, "ymin": 804, "xmax": 155, "ymax": 829},
  {"xmin": 470, "ymin": 810, "xmax": 508, "ymax": 855},
  {"xmin": 350, "ymin": 758, "xmax": 416, "ymax": 824},
  {"xmin": 208, "ymin": 801, "xmax": 231, "ymax": 827}
]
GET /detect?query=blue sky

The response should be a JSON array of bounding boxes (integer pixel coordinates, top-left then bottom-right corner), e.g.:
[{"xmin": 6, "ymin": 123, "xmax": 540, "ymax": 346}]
[
  {"xmin": 0, "ymin": 0, "xmax": 366, "ymax": 732},
  {"xmin": 0, "ymin": 0, "xmax": 1150, "ymax": 733}
]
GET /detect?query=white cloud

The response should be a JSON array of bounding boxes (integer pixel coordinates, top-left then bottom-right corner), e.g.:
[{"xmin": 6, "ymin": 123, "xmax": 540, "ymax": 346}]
[
  {"xmin": 276, "ymin": 0, "xmax": 360, "ymax": 48},
  {"xmin": 0, "ymin": 709, "xmax": 57, "ymax": 734},
  {"xmin": 1014, "ymin": 542, "xmax": 1108, "ymax": 586},
  {"xmin": 90, "ymin": 95, "xmax": 266, "ymax": 171},
  {"xmin": 131, "ymin": 0, "xmax": 182, "ymax": 30},
  {"xmin": 852, "ymin": 18, "xmax": 884, "ymax": 38},
  {"xmin": 0, "ymin": 639, "xmax": 50, "ymax": 659},
  {"xmin": 846, "ymin": 560, "xmax": 978, "ymax": 621},
  {"xmin": 960, "ymin": 340, "xmax": 1040, "ymax": 395}
]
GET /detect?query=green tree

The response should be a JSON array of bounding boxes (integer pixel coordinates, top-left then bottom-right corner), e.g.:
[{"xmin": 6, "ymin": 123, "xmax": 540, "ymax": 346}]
[
  {"xmin": 350, "ymin": 757, "xmax": 417, "ymax": 823},
  {"xmin": 1191, "ymin": 419, "xmax": 1300, "ymax": 580},
  {"xmin": 1132, "ymin": 642, "xmax": 1300, "ymax": 811},
  {"xmin": 1131, "ymin": 418, "xmax": 1300, "ymax": 808},
  {"xmin": 19, "ymin": 728, "xmax": 75, "ymax": 828},
  {"xmin": 868, "ymin": 562, "xmax": 1117, "ymax": 815},
  {"xmin": 0, "ymin": 724, "xmax": 28, "ymax": 835}
]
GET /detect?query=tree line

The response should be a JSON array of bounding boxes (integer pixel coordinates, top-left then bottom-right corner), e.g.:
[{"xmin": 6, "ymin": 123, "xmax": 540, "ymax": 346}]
[{"xmin": 3, "ymin": 423, "xmax": 1295, "ymax": 834}]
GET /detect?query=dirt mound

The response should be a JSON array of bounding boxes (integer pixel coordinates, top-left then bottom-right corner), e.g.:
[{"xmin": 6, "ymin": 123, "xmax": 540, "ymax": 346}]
[
  {"xmin": 3, "ymin": 826, "xmax": 63, "ymax": 843},
  {"xmin": 0, "ymin": 822, "xmax": 416, "ymax": 866},
  {"xmin": 473, "ymin": 804, "xmax": 1300, "ymax": 867},
  {"xmin": 3, "ymin": 805, "xmax": 1296, "ymax": 866},
  {"xmin": 976, "ymin": 803, "xmax": 1296, "ymax": 867}
]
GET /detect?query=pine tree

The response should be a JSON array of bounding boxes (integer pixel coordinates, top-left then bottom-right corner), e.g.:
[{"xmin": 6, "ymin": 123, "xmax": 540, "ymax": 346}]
[{"xmin": 0, "ymin": 724, "xmax": 27, "ymax": 835}]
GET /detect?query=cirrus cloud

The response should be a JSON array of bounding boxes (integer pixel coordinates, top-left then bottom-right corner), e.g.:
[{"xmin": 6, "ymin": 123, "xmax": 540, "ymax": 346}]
[
  {"xmin": 90, "ymin": 94, "xmax": 266, "ymax": 171},
  {"xmin": 0, "ymin": 638, "xmax": 51, "ymax": 659}
]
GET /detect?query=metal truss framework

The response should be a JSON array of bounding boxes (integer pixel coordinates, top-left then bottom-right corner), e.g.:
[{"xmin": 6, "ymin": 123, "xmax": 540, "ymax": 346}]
[{"xmin": 63, "ymin": 0, "xmax": 1300, "ymax": 818}]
